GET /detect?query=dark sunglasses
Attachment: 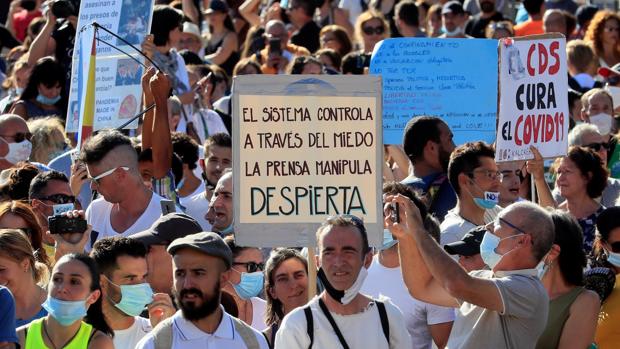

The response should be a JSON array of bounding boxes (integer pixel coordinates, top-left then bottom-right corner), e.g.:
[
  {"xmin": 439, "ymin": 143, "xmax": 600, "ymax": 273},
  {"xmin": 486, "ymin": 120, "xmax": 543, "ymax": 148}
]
[
  {"xmin": 607, "ymin": 76, "xmax": 620, "ymax": 86},
  {"xmin": 38, "ymin": 194, "xmax": 76, "ymax": 204},
  {"xmin": 0, "ymin": 132, "xmax": 32, "ymax": 143},
  {"xmin": 362, "ymin": 25, "xmax": 385, "ymax": 35},
  {"xmin": 233, "ymin": 261, "xmax": 265, "ymax": 273},
  {"xmin": 585, "ymin": 142, "xmax": 610, "ymax": 152}
]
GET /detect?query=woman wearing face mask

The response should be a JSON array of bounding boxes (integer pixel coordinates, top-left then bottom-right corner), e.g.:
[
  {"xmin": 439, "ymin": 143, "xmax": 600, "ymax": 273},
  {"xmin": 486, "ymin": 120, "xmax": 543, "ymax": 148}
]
[
  {"xmin": 16, "ymin": 253, "xmax": 114, "ymax": 349},
  {"xmin": 0, "ymin": 59, "xmax": 31, "ymax": 114},
  {"xmin": 555, "ymin": 146, "xmax": 608, "ymax": 255},
  {"xmin": 223, "ymin": 235, "xmax": 268, "ymax": 331},
  {"xmin": 0, "ymin": 229, "xmax": 48, "ymax": 328},
  {"xmin": 535, "ymin": 211, "xmax": 600, "ymax": 349},
  {"xmin": 262, "ymin": 248, "xmax": 308, "ymax": 347},
  {"xmin": 9, "ymin": 57, "xmax": 65, "ymax": 121},
  {"xmin": 593, "ymin": 206, "xmax": 620, "ymax": 346}
]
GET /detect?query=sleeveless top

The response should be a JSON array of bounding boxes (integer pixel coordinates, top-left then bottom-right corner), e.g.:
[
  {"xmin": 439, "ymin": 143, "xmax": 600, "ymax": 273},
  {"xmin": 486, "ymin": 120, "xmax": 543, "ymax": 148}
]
[
  {"xmin": 535, "ymin": 286, "xmax": 585, "ymax": 349},
  {"xmin": 25, "ymin": 318, "xmax": 93, "ymax": 349},
  {"xmin": 14, "ymin": 99, "xmax": 61, "ymax": 120},
  {"xmin": 205, "ymin": 32, "xmax": 240, "ymax": 77}
]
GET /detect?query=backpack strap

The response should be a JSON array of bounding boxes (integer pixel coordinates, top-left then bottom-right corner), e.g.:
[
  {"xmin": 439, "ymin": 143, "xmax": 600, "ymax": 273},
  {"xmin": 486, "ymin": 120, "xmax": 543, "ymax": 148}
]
[
  {"xmin": 230, "ymin": 316, "xmax": 260, "ymax": 349},
  {"xmin": 375, "ymin": 300, "xmax": 390, "ymax": 346},
  {"xmin": 151, "ymin": 316, "xmax": 175, "ymax": 349},
  {"xmin": 304, "ymin": 306, "xmax": 314, "ymax": 349}
]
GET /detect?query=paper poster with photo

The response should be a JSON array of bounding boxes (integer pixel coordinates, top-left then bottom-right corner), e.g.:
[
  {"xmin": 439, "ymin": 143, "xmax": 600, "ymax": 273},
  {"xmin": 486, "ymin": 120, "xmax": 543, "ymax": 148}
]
[
  {"xmin": 66, "ymin": 0, "xmax": 154, "ymax": 132},
  {"xmin": 232, "ymin": 75, "xmax": 383, "ymax": 248},
  {"xmin": 495, "ymin": 35, "xmax": 569, "ymax": 162},
  {"xmin": 369, "ymin": 38, "xmax": 498, "ymax": 146}
]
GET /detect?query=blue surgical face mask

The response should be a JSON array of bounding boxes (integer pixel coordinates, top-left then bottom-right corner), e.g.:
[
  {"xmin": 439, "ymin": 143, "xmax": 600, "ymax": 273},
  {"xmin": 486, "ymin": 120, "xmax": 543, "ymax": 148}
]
[
  {"xmin": 441, "ymin": 24, "xmax": 463, "ymax": 37},
  {"xmin": 468, "ymin": 180, "xmax": 499, "ymax": 210},
  {"xmin": 219, "ymin": 223, "xmax": 234, "ymax": 236},
  {"xmin": 479, "ymin": 231, "xmax": 522, "ymax": 270},
  {"xmin": 42, "ymin": 296, "xmax": 88, "ymax": 326},
  {"xmin": 14, "ymin": 87, "xmax": 24, "ymax": 96},
  {"xmin": 36, "ymin": 94, "xmax": 61, "ymax": 105},
  {"xmin": 105, "ymin": 277, "xmax": 154, "ymax": 316},
  {"xmin": 232, "ymin": 270, "xmax": 264, "ymax": 299},
  {"xmin": 381, "ymin": 229, "xmax": 398, "ymax": 251},
  {"xmin": 607, "ymin": 250, "xmax": 620, "ymax": 267}
]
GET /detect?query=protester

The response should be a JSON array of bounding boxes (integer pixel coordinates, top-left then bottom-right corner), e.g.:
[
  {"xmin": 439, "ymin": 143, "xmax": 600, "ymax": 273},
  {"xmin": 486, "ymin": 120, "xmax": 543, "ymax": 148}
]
[
  {"xmin": 0, "ymin": 162, "xmax": 40, "ymax": 201},
  {"xmin": 262, "ymin": 248, "xmax": 309, "ymax": 347},
  {"xmin": 514, "ymin": 0, "xmax": 545, "ymax": 37},
  {"xmin": 401, "ymin": 116, "xmax": 456, "ymax": 222},
  {"xmin": 10, "ymin": 57, "xmax": 65, "ymax": 120},
  {"xmin": 362, "ymin": 182, "xmax": 454, "ymax": 349},
  {"xmin": 0, "ymin": 59, "xmax": 30, "ymax": 114},
  {"xmin": 566, "ymin": 39, "xmax": 600, "ymax": 93},
  {"xmin": 584, "ymin": 10, "xmax": 620, "ymax": 69},
  {"xmin": 16, "ymin": 253, "xmax": 114, "ymax": 349},
  {"xmin": 444, "ymin": 225, "xmax": 487, "ymax": 272},
  {"xmin": 355, "ymin": 10, "xmax": 389, "ymax": 54},
  {"xmin": 259, "ymin": 20, "xmax": 311, "ymax": 74},
  {"xmin": 315, "ymin": 48, "xmax": 342, "ymax": 74},
  {"xmin": 178, "ymin": 21, "xmax": 205, "ymax": 57},
  {"xmin": 0, "ymin": 200, "xmax": 50, "ymax": 267},
  {"xmin": 496, "ymin": 161, "xmax": 525, "ymax": 207},
  {"xmin": 484, "ymin": 20, "xmax": 513, "ymax": 39},
  {"xmin": 464, "ymin": 0, "xmax": 504, "ymax": 38},
  {"xmin": 319, "ymin": 25, "xmax": 353, "ymax": 58},
  {"xmin": 0, "ymin": 285, "xmax": 18, "ymax": 348},
  {"xmin": 535, "ymin": 210, "xmax": 600, "ymax": 349},
  {"xmin": 210, "ymin": 170, "xmax": 233, "ymax": 234},
  {"xmin": 171, "ymin": 132, "xmax": 204, "ymax": 208},
  {"xmin": 439, "ymin": 1, "xmax": 469, "ymax": 39},
  {"xmin": 223, "ymin": 235, "xmax": 268, "ymax": 331},
  {"xmin": 593, "ymin": 206, "xmax": 620, "ymax": 346},
  {"xmin": 204, "ymin": 0, "xmax": 240, "ymax": 77},
  {"xmin": 574, "ymin": 5, "xmax": 599, "ymax": 40},
  {"xmin": 27, "ymin": 116, "xmax": 71, "ymax": 165},
  {"xmin": 286, "ymin": 0, "xmax": 321, "ymax": 53},
  {"xmin": 556, "ymin": 146, "xmax": 608, "ymax": 254},
  {"xmin": 387, "ymin": 199, "xmax": 555, "ymax": 348},
  {"xmin": 287, "ymin": 55, "xmax": 324, "ymax": 74},
  {"xmin": 136, "ymin": 232, "xmax": 269, "ymax": 349},
  {"xmin": 0, "ymin": 114, "xmax": 32, "ymax": 171},
  {"xmin": 394, "ymin": 0, "xmax": 425, "ymax": 38},
  {"xmin": 131, "ymin": 212, "xmax": 203, "ymax": 295},
  {"xmin": 425, "ymin": 4, "xmax": 442, "ymax": 38},
  {"xmin": 0, "ymin": 228, "xmax": 48, "ymax": 327},
  {"xmin": 580, "ymin": 88, "xmax": 616, "ymax": 140},
  {"xmin": 543, "ymin": 9, "xmax": 569, "ymax": 36}
]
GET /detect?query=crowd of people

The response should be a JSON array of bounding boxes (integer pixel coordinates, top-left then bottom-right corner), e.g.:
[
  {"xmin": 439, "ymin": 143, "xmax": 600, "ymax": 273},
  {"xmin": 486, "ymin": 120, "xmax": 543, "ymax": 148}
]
[{"xmin": 1, "ymin": 0, "xmax": 620, "ymax": 348}]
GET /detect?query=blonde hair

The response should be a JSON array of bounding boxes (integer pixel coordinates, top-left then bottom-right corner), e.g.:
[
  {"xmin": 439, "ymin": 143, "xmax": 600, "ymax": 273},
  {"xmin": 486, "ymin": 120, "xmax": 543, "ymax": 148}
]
[
  {"xmin": 566, "ymin": 40, "xmax": 597, "ymax": 74},
  {"xmin": 0, "ymin": 229, "xmax": 49, "ymax": 286},
  {"xmin": 27, "ymin": 116, "xmax": 71, "ymax": 164},
  {"xmin": 354, "ymin": 10, "xmax": 390, "ymax": 52}
]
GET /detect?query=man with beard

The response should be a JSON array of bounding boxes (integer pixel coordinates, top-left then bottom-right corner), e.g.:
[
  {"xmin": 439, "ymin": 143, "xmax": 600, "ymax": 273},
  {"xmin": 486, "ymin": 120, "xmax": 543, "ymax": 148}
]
[
  {"xmin": 464, "ymin": 0, "xmax": 505, "ymax": 38},
  {"xmin": 136, "ymin": 232, "xmax": 269, "ymax": 349},
  {"xmin": 401, "ymin": 116, "xmax": 456, "ymax": 222}
]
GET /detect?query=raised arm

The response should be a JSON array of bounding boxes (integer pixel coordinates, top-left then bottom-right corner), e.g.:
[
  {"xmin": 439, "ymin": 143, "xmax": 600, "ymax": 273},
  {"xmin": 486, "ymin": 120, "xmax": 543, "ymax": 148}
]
[
  {"xmin": 27, "ymin": 10, "xmax": 57, "ymax": 66},
  {"xmin": 239, "ymin": 0, "xmax": 262, "ymax": 27},
  {"xmin": 140, "ymin": 67, "xmax": 156, "ymax": 150},
  {"xmin": 149, "ymin": 72, "xmax": 173, "ymax": 179},
  {"xmin": 182, "ymin": 0, "xmax": 200, "ymax": 24}
]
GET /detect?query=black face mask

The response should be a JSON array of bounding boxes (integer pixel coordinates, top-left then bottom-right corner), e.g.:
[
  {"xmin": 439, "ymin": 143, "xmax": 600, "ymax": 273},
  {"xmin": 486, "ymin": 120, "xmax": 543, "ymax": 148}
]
[
  {"xmin": 480, "ymin": 1, "xmax": 495, "ymax": 14},
  {"xmin": 20, "ymin": 0, "xmax": 37, "ymax": 11},
  {"xmin": 317, "ymin": 267, "xmax": 345, "ymax": 303}
]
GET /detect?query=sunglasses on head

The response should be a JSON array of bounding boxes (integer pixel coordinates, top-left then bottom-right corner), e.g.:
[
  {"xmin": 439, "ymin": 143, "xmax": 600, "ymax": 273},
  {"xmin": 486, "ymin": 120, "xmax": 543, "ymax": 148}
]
[
  {"xmin": 585, "ymin": 142, "xmax": 610, "ymax": 152},
  {"xmin": 362, "ymin": 25, "xmax": 385, "ymax": 36},
  {"xmin": 38, "ymin": 194, "xmax": 76, "ymax": 204},
  {"xmin": 0, "ymin": 132, "xmax": 32, "ymax": 143},
  {"xmin": 233, "ymin": 261, "xmax": 265, "ymax": 273}
]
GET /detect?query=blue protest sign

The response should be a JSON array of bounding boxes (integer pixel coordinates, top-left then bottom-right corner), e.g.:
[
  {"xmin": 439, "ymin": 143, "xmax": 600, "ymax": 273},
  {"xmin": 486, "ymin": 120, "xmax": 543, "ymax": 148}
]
[{"xmin": 370, "ymin": 38, "xmax": 498, "ymax": 145}]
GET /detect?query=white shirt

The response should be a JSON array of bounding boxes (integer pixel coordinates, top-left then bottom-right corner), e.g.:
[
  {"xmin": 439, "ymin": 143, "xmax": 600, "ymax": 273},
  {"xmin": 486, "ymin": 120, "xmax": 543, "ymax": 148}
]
[
  {"xmin": 440, "ymin": 206, "xmax": 501, "ymax": 246},
  {"xmin": 275, "ymin": 296, "xmax": 412, "ymax": 348},
  {"xmin": 361, "ymin": 256, "xmax": 454, "ymax": 349},
  {"xmin": 85, "ymin": 192, "xmax": 169, "ymax": 251},
  {"xmin": 250, "ymin": 297, "xmax": 268, "ymax": 331},
  {"xmin": 114, "ymin": 316, "xmax": 152, "ymax": 349},
  {"xmin": 183, "ymin": 190, "xmax": 213, "ymax": 231},
  {"xmin": 192, "ymin": 108, "xmax": 229, "ymax": 144},
  {"xmin": 178, "ymin": 179, "xmax": 205, "ymax": 208},
  {"xmin": 135, "ymin": 309, "xmax": 269, "ymax": 349}
]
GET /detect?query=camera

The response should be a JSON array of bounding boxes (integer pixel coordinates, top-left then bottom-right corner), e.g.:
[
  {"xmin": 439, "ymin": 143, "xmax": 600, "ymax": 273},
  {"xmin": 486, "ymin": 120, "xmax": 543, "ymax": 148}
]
[
  {"xmin": 51, "ymin": 0, "xmax": 80, "ymax": 18},
  {"xmin": 48, "ymin": 215, "xmax": 87, "ymax": 235}
]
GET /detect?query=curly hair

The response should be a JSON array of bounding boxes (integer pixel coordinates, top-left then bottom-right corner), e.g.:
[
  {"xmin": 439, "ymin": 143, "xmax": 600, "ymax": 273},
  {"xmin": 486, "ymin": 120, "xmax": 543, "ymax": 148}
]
[{"xmin": 584, "ymin": 10, "xmax": 620, "ymax": 59}]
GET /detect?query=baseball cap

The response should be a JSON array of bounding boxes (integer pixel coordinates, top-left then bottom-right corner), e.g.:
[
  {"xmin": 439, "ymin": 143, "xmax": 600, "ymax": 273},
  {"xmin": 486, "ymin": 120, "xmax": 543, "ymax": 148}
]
[
  {"xmin": 205, "ymin": 0, "xmax": 229, "ymax": 14},
  {"xmin": 167, "ymin": 232, "xmax": 233, "ymax": 269},
  {"xmin": 598, "ymin": 63, "xmax": 620, "ymax": 78},
  {"xmin": 444, "ymin": 226, "xmax": 485, "ymax": 256},
  {"xmin": 442, "ymin": 1, "xmax": 465, "ymax": 15},
  {"xmin": 132, "ymin": 213, "xmax": 202, "ymax": 246}
]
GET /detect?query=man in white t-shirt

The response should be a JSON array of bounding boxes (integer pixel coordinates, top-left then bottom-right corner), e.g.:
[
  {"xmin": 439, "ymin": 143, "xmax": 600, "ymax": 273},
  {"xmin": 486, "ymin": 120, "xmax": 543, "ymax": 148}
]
[
  {"xmin": 81, "ymin": 129, "xmax": 171, "ymax": 250},
  {"xmin": 171, "ymin": 132, "xmax": 204, "ymax": 209},
  {"xmin": 275, "ymin": 215, "xmax": 412, "ymax": 348},
  {"xmin": 91, "ymin": 237, "xmax": 176, "ymax": 349},
  {"xmin": 361, "ymin": 182, "xmax": 454, "ymax": 349}
]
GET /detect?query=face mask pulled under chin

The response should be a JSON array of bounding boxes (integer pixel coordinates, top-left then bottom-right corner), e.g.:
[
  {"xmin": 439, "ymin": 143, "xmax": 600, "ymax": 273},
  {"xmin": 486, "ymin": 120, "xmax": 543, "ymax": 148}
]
[
  {"xmin": 441, "ymin": 25, "xmax": 463, "ymax": 37},
  {"xmin": 317, "ymin": 266, "xmax": 368, "ymax": 305}
]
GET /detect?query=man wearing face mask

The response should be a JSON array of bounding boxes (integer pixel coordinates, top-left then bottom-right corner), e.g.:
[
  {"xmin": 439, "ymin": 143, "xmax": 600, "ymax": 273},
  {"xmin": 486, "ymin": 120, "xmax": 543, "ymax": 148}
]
[
  {"xmin": 276, "ymin": 215, "xmax": 412, "ymax": 348},
  {"xmin": 440, "ymin": 141, "xmax": 502, "ymax": 246},
  {"xmin": 0, "ymin": 114, "xmax": 32, "ymax": 171},
  {"xmin": 464, "ymin": 0, "xmax": 505, "ymax": 38},
  {"xmin": 91, "ymin": 237, "xmax": 175, "ymax": 349},
  {"xmin": 438, "ymin": 2, "xmax": 471, "ymax": 39},
  {"xmin": 386, "ymin": 198, "xmax": 555, "ymax": 348}
]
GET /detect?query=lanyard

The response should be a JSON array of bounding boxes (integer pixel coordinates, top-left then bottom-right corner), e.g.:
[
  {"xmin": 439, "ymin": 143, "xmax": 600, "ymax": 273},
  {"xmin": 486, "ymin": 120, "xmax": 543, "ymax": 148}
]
[{"xmin": 318, "ymin": 298, "xmax": 350, "ymax": 349}]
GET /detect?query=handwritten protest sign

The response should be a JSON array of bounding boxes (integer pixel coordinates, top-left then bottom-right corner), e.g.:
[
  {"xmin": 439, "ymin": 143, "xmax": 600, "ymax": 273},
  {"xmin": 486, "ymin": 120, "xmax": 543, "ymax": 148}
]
[
  {"xmin": 66, "ymin": 0, "xmax": 154, "ymax": 132},
  {"xmin": 233, "ymin": 75, "xmax": 383, "ymax": 248},
  {"xmin": 495, "ymin": 35, "xmax": 568, "ymax": 162},
  {"xmin": 370, "ymin": 38, "xmax": 497, "ymax": 145}
]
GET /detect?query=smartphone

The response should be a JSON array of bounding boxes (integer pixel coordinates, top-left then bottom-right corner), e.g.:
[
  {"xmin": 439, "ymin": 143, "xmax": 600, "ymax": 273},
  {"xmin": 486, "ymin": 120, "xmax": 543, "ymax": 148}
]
[
  {"xmin": 160, "ymin": 199, "xmax": 176, "ymax": 215},
  {"xmin": 390, "ymin": 202, "xmax": 400, "ymax": 223},
  {"xmin": 48, "ymin": 216, "xmax": 87, "ymax": 235},
  {"xmin": 269, "ymin": 38, "xmax": 282, "ymax": 56}
]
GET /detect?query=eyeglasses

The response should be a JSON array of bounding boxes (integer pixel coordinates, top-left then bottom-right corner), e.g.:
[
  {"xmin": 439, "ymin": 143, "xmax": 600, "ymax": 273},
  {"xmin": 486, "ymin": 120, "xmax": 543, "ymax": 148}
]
[
  {"xmin": 0, "ymin": 132, "xmax": 32, "ymax": 143},
  {"xmin": 468, "ymin": 169, "xmax": 503, "ymax": 181},
  {"xmin": 585, "ymin": 142, "xmax": 610, "ymax": 152},
  {"xmin": 37, "ymin": 194, "xmax": 76, "ymax": 204},
  {"xmin": 498, "ymin": 217, "xmax": 527, "ymax": 235},
  {"xmin": 607, "ymin": 76, "xmax": 620, "ymax": 86},
  {"xmin": 233, "ymin": 261, "xmax": 265, "ymax": 273},
  {"xmin": 88, "ymin": 166, "xmax": 129, "ymax": 185},
  {"xmin": 362, "ymin": 25, "xmax": 385, "ymax": 36}
]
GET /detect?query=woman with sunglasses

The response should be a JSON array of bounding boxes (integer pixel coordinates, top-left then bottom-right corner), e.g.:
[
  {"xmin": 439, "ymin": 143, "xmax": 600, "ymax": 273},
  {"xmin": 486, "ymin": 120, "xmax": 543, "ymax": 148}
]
[
  {"xmin": 16, "ymin": 253, "xmax": 114, "ymax": 349},
  {"xmin": 262, "ymin": 248, "xmax": 308, "ymax": 347},
  {"xmin": 555, "ymin": 146, "xmax": 608, "ymax": 255},
  {"xmin": 593, "ymin": 206, "xmax": 620, "ymax": 346},
  {"xmin": 223, "ymin": 235, "xmax": 268, "ymax": 331},
  {"xmin": 355, "ymin": 10, "xmax": 390, "ymax": 54},
  {"xmin": 0, "ymin": 200, "xmax": 50, "ymax": 268},
  {"xmin": 0, "ymin": 229, "xmax": 49, "ymax": 328},
  {"xmin": 585, "ymin": 10, "xmax": 620, "ymax": 69},
  {"xmin": 535, "ymin": 211, "xmax": 600, "ymax": 349}
]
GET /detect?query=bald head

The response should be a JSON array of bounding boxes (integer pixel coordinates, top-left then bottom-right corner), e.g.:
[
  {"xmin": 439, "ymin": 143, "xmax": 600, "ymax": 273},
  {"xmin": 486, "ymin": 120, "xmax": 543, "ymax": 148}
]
[
  {"xmin": 500, "ymin": 201, "xmax": 555, "ymax": 261},
  {"xmin": 0, "ymin": 114, "xmax": 28, "ymax": 133}
]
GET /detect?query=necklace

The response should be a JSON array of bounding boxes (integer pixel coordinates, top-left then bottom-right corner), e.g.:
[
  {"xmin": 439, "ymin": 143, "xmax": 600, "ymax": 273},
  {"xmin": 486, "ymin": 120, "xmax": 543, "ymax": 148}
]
[{"xmin": 42, "ymin": 319, "xmax": 80, "ymax": 349}]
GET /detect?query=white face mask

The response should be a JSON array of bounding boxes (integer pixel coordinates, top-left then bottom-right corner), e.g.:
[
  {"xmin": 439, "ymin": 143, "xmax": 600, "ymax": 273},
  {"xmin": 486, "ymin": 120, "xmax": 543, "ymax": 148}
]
[
  {"xmin": 589, "ymin": 113, "xmax": 613, "ymax": 135},
  {"xmin": 0, "ymin": 137, "xmax": 32, "ymax": 164}
]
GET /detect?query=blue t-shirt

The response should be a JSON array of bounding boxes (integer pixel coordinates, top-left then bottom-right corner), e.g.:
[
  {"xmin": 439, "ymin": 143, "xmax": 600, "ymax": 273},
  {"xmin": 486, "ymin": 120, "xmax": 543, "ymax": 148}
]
[
  {"xmin": 0, "ymin": 286, "xmax": 18, "ymax": 343},
  {"xmin": 402, "ymin": 172, "xmax": 456, "ymax": 222},
  {"xmin": 15, "ymin": 306, "xmax": 47, "ymax": 328}
]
